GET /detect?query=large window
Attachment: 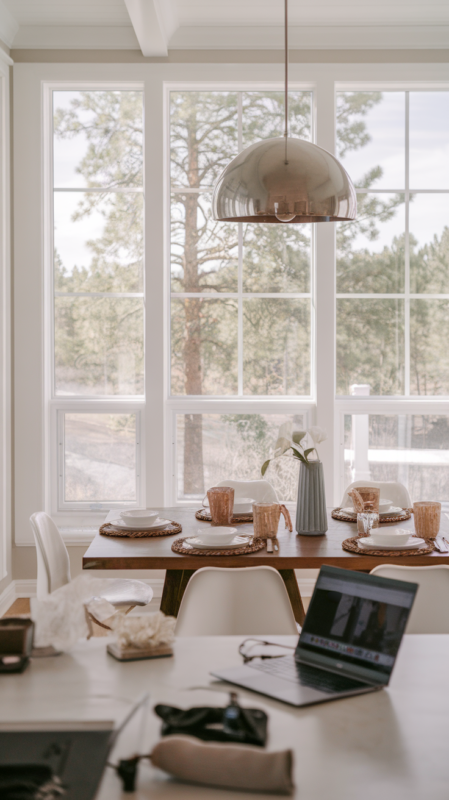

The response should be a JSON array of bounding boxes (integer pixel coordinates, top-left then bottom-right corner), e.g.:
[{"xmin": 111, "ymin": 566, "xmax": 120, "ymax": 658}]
[
  {"xmin": 45, "ymin": 79, "xmax": 449, "ymax": 522},
  {"xmin": 336, "ymin": 90, "xmax": 449, "ymax": 503},
  {"xmin": 169, "ymin": 89, "xmax": 313, "ymax": 502},
  {"xmin": 51, "ymin": 89, "xmax": 144, "ymax": 512}
]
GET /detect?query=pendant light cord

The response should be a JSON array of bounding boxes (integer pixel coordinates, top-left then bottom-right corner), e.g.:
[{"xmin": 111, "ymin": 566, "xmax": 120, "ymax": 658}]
[{"xmin": 284, "ymin": 0, "xmax": 288, "ymax": 163}]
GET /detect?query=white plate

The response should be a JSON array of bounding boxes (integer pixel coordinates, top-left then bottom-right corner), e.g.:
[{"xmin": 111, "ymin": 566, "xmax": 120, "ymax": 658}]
[
  {"xmin": 341, "ymin": 506, "xmax": 403, "ymax": 517},
  {"xmin": 184, "ymin": 535, "xmax": 252, "ymax": 550},
  {"xmin": 109, "ymin": 517, "xmax": 171, "ymax": 532},
  {"xmin": 358, "ymin": 536, "xmax": 426, "ymax": 550}
]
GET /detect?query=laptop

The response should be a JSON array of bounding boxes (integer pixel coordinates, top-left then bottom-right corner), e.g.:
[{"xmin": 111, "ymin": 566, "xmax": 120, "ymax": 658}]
[{"xmin": 211, "ymin": 566, "xmax": 417, "ymax": 707}]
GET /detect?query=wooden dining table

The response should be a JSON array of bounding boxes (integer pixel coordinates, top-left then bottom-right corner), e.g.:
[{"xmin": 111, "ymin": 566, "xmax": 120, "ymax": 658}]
[{"xmin": 82, "ymin": 507, "xmax": 449, "ymax": 625}]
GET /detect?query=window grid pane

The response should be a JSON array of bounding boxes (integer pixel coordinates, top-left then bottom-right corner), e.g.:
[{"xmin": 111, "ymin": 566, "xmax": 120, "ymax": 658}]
[
  {"xmin": 336, "ymin": 90, "xmax": 449, "ymax": 398},
  {"xmin": 52, "ymin": 90, "xmax": 144, "ymax": 399},
  {"xmin": 170, "ymin": 90, "xmax": 313, "ymax": 399}
]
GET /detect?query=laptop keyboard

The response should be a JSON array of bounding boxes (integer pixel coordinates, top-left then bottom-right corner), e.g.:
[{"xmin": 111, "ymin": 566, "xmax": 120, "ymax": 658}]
[{"xmin": 249, "ymin": 656, "xmax": 369, "ymax": 694}]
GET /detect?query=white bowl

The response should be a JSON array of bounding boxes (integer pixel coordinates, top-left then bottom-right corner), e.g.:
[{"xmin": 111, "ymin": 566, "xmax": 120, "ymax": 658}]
[
  {"xmin": 234, "ymin": 498, "xmax": 254, "ymax": 514},
  {"xmin": 196, "ymin": 527, "xmax": 238, "ymax": 545},
  {"xmin": 370, "ymin": 528, "xmax": 411, "ymax": 547},
  {"xmin": 378, "ymin": 499, "xmax": 393, "ymax": 513},
  {"xmin": 120, "ymin": 509, "xmax": 159, "ymax": 527}
]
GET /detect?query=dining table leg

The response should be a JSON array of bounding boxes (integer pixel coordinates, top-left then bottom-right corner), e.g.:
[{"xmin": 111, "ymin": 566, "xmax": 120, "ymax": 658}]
[
  {"xmin": 277, "ymin": 569, "xmax": 306, "ymax": 626},
  {"xmin": 160, "ymin": 569, "xmax": 196, "ymax": 617}
]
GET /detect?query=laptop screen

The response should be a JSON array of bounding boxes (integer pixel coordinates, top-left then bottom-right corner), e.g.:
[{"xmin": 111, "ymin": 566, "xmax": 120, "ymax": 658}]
[{"xmin": 296, "ymin": 566, "xmax": 417, "ymax": 684}]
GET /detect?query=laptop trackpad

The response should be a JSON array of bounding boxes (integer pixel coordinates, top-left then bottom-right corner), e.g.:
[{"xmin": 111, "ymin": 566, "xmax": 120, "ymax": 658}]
[{"xmin": 211, "ymin": 666, "xmax": 328, "ymax": 707}]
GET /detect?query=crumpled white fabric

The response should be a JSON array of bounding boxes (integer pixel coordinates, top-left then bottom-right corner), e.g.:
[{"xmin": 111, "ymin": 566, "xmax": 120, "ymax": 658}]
[
  {"xmin": 30, "ymin": 574, "xmax": 130, "ymax": 650},
  {"xmin": 109, "ymin": 610, "xmax": 176, "ymax": 651}
]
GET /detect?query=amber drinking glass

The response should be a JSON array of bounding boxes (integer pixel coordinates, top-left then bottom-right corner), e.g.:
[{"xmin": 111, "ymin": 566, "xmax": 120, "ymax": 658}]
[
  {"xmin": 413, "ymin": 501, "xmax": 441, "ymax": 540},
  {"xmin": 207, "ymin": 487, "xmax": 235, "ymax": 526}
]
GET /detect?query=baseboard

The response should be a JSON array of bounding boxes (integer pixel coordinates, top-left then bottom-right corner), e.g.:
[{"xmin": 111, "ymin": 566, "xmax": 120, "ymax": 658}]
[{"xmin": 0, "ymin": 581, "xmax": 16, "ymax": 616}]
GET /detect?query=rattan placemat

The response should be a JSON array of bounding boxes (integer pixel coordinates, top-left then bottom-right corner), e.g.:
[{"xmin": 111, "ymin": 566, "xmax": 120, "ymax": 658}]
[
  {"xmin": 100, "ymin": 521, "xmax": 182, "ymax": 539},
  {"xmin": 172, "ymin": 536, "xmax": 265, "ymax": 556},
  {"xmin": 195, "ymin": 509, "xmax": 253, "ymax": 524},
  {"xmin": 342, "ymin": 535, "xmax": 435, "ymax": 557},
  {"xmin": 332, "ymin": 507, "xmax": 412, "ymax": 524}
]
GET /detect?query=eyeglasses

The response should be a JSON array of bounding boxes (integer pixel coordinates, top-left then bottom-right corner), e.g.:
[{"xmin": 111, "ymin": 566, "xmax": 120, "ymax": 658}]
[{"xmin": 238, "ymin": 638, "xmax": 295, "ymax": 663}]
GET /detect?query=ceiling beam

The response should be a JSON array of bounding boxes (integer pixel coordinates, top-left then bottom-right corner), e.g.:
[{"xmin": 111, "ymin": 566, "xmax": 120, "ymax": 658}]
[{"xmin": 124, "ymin": 0, "xmax": 178, "ymax": 57}]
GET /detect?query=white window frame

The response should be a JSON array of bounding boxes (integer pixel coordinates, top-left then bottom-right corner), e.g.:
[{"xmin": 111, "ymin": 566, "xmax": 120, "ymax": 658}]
[
  {"xmin": 334, "ymin": 81, "xmax": 449, "ymax": 506},
  {"xmin": 12, "ymin": 62, "xmax": 449, "ymax": 546},
  {"xmin": 43, "ymin": 81, "xmax": 147, "ymax": 524}
]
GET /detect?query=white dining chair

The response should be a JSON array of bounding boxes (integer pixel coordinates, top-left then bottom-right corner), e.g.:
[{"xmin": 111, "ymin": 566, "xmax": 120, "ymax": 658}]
[
  {"xmin": 30, "ymin": 512, "xmax": 153, "ymax": 610},
  {"xmin": 175, "ymin": 566, "xmax": 298, "ymax": 636},
  {"xmin": 340, "ymin": 480, "xmax": 412, "ymax": 510},
  {"xmin": 213, "ymin": 479, "xmax": 278, "ymax": 504},
  {"xmin": 370, "ymin": 564, "xmax": 449, "ymax": 633}
]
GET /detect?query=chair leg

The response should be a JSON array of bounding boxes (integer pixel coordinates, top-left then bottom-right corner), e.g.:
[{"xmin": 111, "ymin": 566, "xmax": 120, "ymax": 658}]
[
  {"xmin": 277, "ymin": 569, "xmax": 306, "ymax": 626},
  {"xmin": 160, "ymin": 569, "xmax": 196, "ymax": 617}
]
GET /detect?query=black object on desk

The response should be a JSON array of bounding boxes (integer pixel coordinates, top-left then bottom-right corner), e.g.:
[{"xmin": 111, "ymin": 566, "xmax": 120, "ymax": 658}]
[{"xmin": 0, "ymin": 618, "xmax": 34, "ymax": 673}]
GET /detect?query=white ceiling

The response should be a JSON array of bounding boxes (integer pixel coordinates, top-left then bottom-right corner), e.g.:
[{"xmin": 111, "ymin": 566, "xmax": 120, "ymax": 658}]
[{"xmin": 1, "ymin": 0, "xmax": 448, "ymax": 53}]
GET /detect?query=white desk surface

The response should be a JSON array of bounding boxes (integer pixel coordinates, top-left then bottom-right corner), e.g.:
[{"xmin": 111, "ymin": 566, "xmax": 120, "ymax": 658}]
[{"xmin": 1, "ymin": 634, "xmax": 449, "ymax": 799}]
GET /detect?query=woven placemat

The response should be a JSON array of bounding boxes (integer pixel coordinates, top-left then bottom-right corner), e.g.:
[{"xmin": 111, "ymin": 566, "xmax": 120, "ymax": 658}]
[
  {"xmin": 100, "ymin": 521, "xmax": 182, "ymax": 539},
  {"xmin": 342, "ymin": 535, "xmax": 435, "ymax": 557},
  {"xmin": 172, "ymin": 536, "xmax": 265, "ymax": 556},
  {"xmin": 332, "ymin": 507, "xmax": 412, "ymax": 524},
  {"xmin": 195, "ymin": 509, "xmax": 253, "ymax": 524}
]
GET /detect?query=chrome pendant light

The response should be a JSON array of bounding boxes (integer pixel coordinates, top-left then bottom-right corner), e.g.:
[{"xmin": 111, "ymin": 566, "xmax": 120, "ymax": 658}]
[{"xmin": 212, "ymin": 0, "xmax": 357, "ymax": 224}]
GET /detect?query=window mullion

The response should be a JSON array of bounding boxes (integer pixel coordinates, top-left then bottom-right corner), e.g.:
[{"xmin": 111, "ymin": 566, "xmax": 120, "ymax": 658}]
[
  {"xmin": 404, "ymin": 90, "xmax": 410, "ymax": 397},
  {"xmin": 237, "ymin": 92, "xmax": 243, "ymax": 397}
]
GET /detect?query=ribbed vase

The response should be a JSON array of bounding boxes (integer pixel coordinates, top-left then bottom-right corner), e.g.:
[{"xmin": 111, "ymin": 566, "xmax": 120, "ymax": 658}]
[{"xmin": 296, "ymin": 460, "xmax": 328, "ymax": 536}]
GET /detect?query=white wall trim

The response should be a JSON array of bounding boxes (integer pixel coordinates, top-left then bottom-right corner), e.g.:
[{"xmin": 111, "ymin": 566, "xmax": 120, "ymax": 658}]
[{"xmin": 0, "ymin": 580, "xmax": 15, "ymax": 616}]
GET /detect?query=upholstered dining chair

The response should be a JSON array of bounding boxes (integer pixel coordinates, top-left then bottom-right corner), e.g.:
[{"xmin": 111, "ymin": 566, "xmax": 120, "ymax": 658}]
[
  {"xmin": 30, "ymin": 512, "xmax": 153, "ymax": 611},
  {"xmin": 175, "ymin": 566, "xmax": 298, "ymax": 636},
  {"xmin": 370, "ymin": 564, "xmax": 449, "ymax": 633},
  {"xmin": 340, "ymin": 480, "xmax": 412, "ymax": 510}
]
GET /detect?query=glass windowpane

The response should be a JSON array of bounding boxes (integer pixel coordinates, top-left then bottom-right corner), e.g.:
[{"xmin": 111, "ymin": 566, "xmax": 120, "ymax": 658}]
[
  {"xmin": 411, "ymin": 299, "xmax": 449, "ymax": 395},
  {"xmin": 409, "ymin": 194, "xmax": 449, "ymax": 293},
  {"xmin": 64, "ymin": 413, "xmax": 136, "ymax": 503},
  {"xmin": 171, "ymin": 193, "xmax": 238, "ymax": 293},
  {"xmin": 337, "ymin": 299, "xmax": 405, "ymax": 395},
  {"xmin": 171, "ymin": 298, "xmax": 238, "ymax": 395},
  {"xmin": 177, "ymin": 413, "xmax": 304, "ymax": 501},
  {"xmin": 243, "ymin": 299, "xmax": 310, "ymax": 395},
  {"xmin": 410, "ymin": 92, "xmax": 449, "ymax": 190},
  {"xmin": 344, "ymin": 414, "xmax": 449, "ymax": 503},
  {"xmin": 337, "ymin": 92, "xmax": 405, "ymax": 190},
  {"xmin": 53, "ymin": 91, "xmax": 143, "ymax": 189},
  {"xmin": 170, "ymin": 91, "xmax": 238, "ymax": 189},
  {"xmin": 242, "ymin": 91, "xmax": 311, "ymax": 147},
  {"xmin": 243, "ymin": 223, "xmax": 310, "ymax": 293},
  {"xmin": 54, "ymin": 192, "xmax": 144, "ymax": 294},
  {"xmin": 337, "ymin": 193, "xmax": 405, "ymax": 293},
  {"xmin": 55, "ymin": 297, "xmax": 144, "ymax": 396}
]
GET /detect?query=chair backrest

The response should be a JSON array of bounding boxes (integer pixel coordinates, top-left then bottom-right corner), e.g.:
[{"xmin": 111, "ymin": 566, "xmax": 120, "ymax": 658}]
[
  {"xmin": 341, "ymin": 480, "xmax": 412, "ymax": 510},
  {"xmin": 370, "ymin": 564, "xmax": 449, "ymax": 633},
  {"xmin": 30, "ymin": 512, "xmax": 71, "ymax": 599},
  {"xmin": 175, "ymin": 566, "xmax": 298, "ymax": 636},
  {"xmin": 215, "ymin": 479, "xmax": 278, "ymax": 503}
]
